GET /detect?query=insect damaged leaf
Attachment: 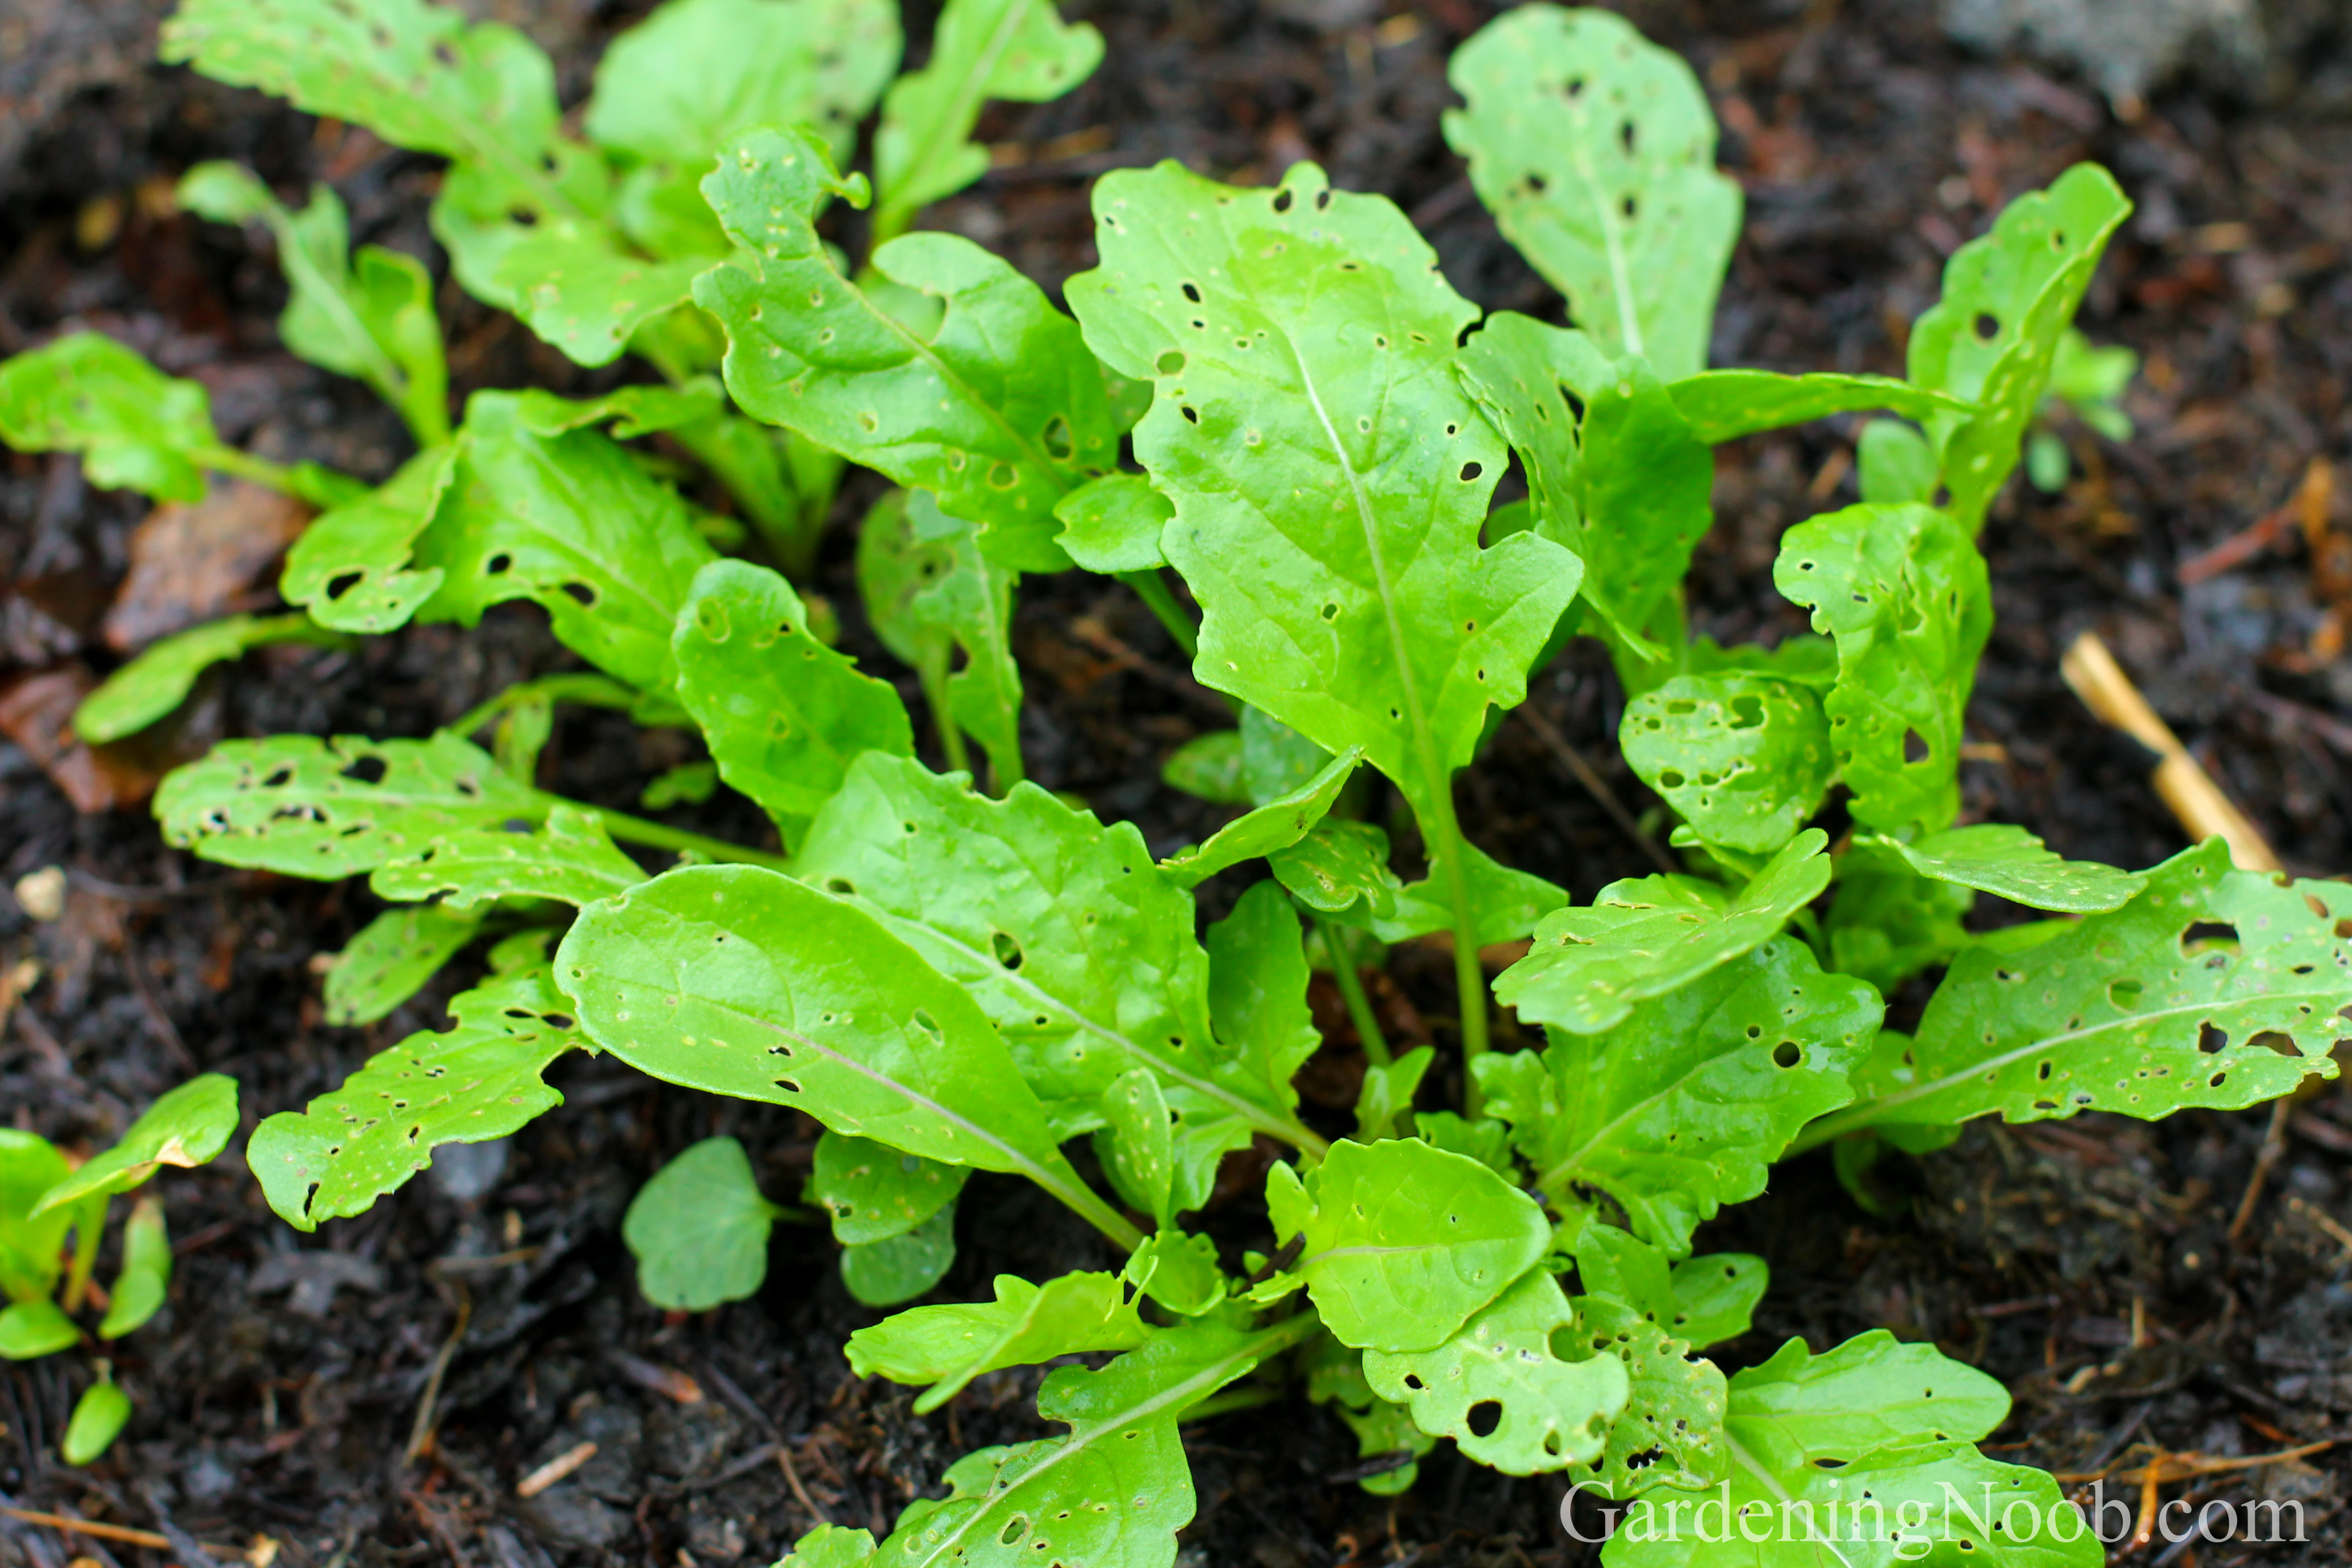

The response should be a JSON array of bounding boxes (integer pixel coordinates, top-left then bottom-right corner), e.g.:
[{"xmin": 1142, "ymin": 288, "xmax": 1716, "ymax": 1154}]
[
  {"xmin": 323, "ymin": 901, "xmax": 486, "ymax": 1026},
  {"xmin": 0, "ymin": 333, "xmax": 224, "ymax": 502},
  {"xmin": 846, "ymin": 1269, "xmax": 1148, "ymax": 1413},
  {"xmin": 31, "ymin": 1075, "xmax": 241, "ymax": 1215},
  {"xmin": 1620, "ymin": 674, "xmax": 1834, "ymax": 857},
  {"xmin": 369, "ymin": 804, "xmax": 646, "ymax": 910},
  {"xmin": 1869, "ymin": 822, "xmax": 2145, "ymax": 914},
  {"xmin": 280, "ymin": 447, "xmax": 456, "ymax": 634},
  {"xmin": 809, "ymin": 1129, "xmax": 970, "ymax": 1246}
]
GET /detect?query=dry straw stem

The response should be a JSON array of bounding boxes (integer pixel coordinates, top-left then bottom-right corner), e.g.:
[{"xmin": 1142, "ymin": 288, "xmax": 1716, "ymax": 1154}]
[{"xmin": 2059, "ymin": 630, "xmax": 2281, "ymax": 872}]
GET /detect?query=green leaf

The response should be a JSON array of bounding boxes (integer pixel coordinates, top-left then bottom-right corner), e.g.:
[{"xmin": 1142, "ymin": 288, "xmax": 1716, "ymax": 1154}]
[
  {"xmin": 1858, "ymin": 417, "xmax": 1939, "ymax": 504},
  {"xmin": 625, "ymin": 1136, "xmax": 784, "ymax": 1310},
  {"xmin": 1160, "ymin": 730, "xmax": 1248, "ymax": 806},
  {"xmin": 1563, "ymin": 1293, "xmax": 1728, "ymax": 1499},
  {"xmin": 1773, "ymin": 503, "xmax": 1992, "ymax": 837},
  {"xmin": 416, "ymin": 392, "xmax": 719, "ymax": 694},
  {"xmin": 1621, "ymin": 674, "xmax": 1834, "ymax": 856},
  {"xmin": 0, "ymin": 1133, "xmax": 72, "ymax": 1304},
  {"xmin": 1271, "ymin": 819, "xmax": 1400, "ymax": 920},
  {"xmin": 810, "ymin": 1131, "xmax": 970, "ymax": 1245},
  {"xmin": 251, "ymin": 931, "xmax": 582, "ymax": 1229},
  {"xmin": 514, "ymin": 382, "xmax": 724, "ymax": 439},
  {"xmin": 493, "ymin": 229, "xmax": 709, "ymax": 368},
  {"xmin": 177, "ymin": 164, "xmax": 448, "ymax": 443},
  {"xmin": 1053, "ymin": 472, "xmax": 1171, "ymax": 573},
  {"xmin": 696, "ymin": 128, "xmax": 1119, "ymax": 571},
  {"xmin": 97, "ymin": 1196, "xmax": 171, "ymax": 1339},
  {"xmin": 323, "ymin": 901, "xmax": 485, "ymax": 1026},
  {"xmin": 1239, "ymin": 706, "xmax": 1334, "ymax": 805},
  {"xmin": 1268, "ymin": 1137, "xmax": 1551, "ymax": 1352},
  {"xmin": 280, "ymin": 447, "xmax": 456, "ymax": 633},
  {"xmin": 858, "ymin": 489, "xmax": 957, "ymax": 672},
  {"xmin": 1205, "ymin": 881, "xmax": 1324, "ymax": 1111},
  {"xmin": 369, "ymin": 805, "xmax": 646, "ymax": 910},
  {"xmin": 842, "ymin": 1204, "xmax": 959, "ymax": 1307},
  {"xmin": 0, "ymin": 1298, "xmax": 81, "ymax": 1360},
  {"xmin": 1817, "ymin": 840, "xmax": 2351, "ymax": 1140},
  {"xmin": 674, "ymin": 559, "xmax": 915, "ymax": 835},
  {"xmin": 1160, "ymin": 746, "xmax": 1360, "ymax": 887},
  {"xmin": 1825, "ymin": 847, "xmax": 1976, "ymax": 996},
  {"xmin": 0, "ymin": 333, "xmax": 221, "ymax": 501},
  {"xmin": 911, "ymin": 494, "xmax": 1032, "ymax": 787},
  {"xmin": 1909, "ymin": 162, "xmax": 2132, "ymax": 533},
  {"xmin": 1454, "ymin": 315, "xmax": 1704, "ymax": 664},
  {"xmin": 62, "ymin": 1379, "xmax": 132, "ymax": 1465},
  {"xmin": 1128, "ymin": 1229, "xmax": 1227, "ymax": 1317},
  {"xmin": 1372, "ymin": 841, "xmax": 1569, "ymax": 947},
  {"xmin": 1871, "ymin": 823, "xmax": 2146, "ymax": 914},
  {"xmin": 1418, "ymin": 1111, "xmax": 1517, "ymax": 1176},
  {"xmin": 1069, "ymin": 161, "xmax": 1581, "ymax": 861},
  {"xmin": 794, "ymin": 754, "xmax": 1311, "ymax": 1158},
  {"xmin": 845, "ymin": 1269, "xmax": 1148, "ymax": 1413},
  {"xmin": 1495, "ymin": 831, "xmax": 1832, "ymax": 1036},
  {"xmin": 556, "ymin": 863, "xmax": 1130, "ymax": 1240},
  {"xmin": 1096, "ymin": 1068, "xmax": 1177, "ymax": 1226},
  {"xmin": 643, "ymin": 761, "xmax": 719, "ymax": 810},
  {"xmin": 1666, "ymin": 371, "xmax": 1973, "ymax": 445},
  {"xmin": 1364, "ymin": 1269, "xmax": 1629, "ymax": 1474},
  {"xmin": 1444, "ymin": 7, "xmax": 1739, "ymax": 380},
  {"xmin": 31, "ymin": 1075, "xmax": 240, "ymax": 1216},
  {"xmin": 871, "ymin": 0, "xmax": 1104, "ymax": 241},
  {"xmin": 1354, "ymin": 1046, "xmax": 1433, "ymax": 1141},
  {"xmin": 1565, "ymin": 1217, "xmax": 1674, "ymax": 1321},
  {"xmin": 1668, "ymin": 1253, "xmax": 1768, "ymax": 1350},
  {"xmin": 584, "ymin": 0, "xmax": 899, "ymax": 170},
  {"xmin": 74, "ymin": 614, "xmax": 347, "ymax": 745},
  {"xmin": 1484, "ymin": 938, "xmax": 1879, "ymax": 1254}
]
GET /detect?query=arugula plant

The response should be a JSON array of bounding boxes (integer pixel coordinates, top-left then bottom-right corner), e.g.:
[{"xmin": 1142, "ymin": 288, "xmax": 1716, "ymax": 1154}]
[
  {"xmin": 13, "ymin": 0, "xmax": 2347, "ymax": 1561},
  {"xmin": 0, "ymin": 1077, "xmax": 240, "ymax": 1464}
]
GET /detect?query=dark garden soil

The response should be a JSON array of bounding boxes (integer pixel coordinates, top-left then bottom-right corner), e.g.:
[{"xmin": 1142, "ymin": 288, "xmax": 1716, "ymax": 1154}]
[{"xmin": 6, "ymin": 1, "xmax": 2352, "ymax": 1564}]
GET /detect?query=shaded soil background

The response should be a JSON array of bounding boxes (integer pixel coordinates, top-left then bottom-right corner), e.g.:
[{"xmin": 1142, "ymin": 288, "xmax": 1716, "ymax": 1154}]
[{"xmin": 6, "ymin": 1, "xmax": 2352, "ymax": 1564}]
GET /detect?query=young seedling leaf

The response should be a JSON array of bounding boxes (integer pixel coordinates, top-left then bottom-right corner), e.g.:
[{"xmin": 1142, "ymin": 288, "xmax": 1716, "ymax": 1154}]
[
  {"xmin": 1773, "ymin": 502, "xmax": 1992, "ymax": 837},
  {"xmin": 1566, "ymin": 1296, "xmax": 1732, "ymax": 1501},
  {"xmin": 1665, "ymin": 370, "xmax": 1973, "ymax": 445},
  {"xmin": 97, "ymin": 1195, "xmax": 170, "ymax": 1339},
  {"xmin": 75, "ymin": 614, "xmax": 350, "ymax": 745},
  {"xmin": 0, "ymin": 1134, "xmax": 73, "ymax": 1303},
  {"xmin": 1668, "ymin": 1253, "xmax": 1768, "ymax": 1350},
  {"xmin": 369, "ymin": 805, "xmax": 646, "ymax": 910},
  {"xmin": 1161, "ymin": 731, "xmax": 1249, "ymax": 806},
  {"xmin": 673, "ymin": 559, "xmax": 915, "ymax": 835},
  {"xmin": 1354, "ymin": 1046, "xmax": 1434, "ymax": 1142},
  {"xmin": 1872, "ymin": 822, "xmax": 2146, "ymax": 914},
  {"xmin": 323, "ymin": 901, "xmax": 485, "ymax": 1026},
  {"xmin": 1418, "ymin": 1112, "xmax": 1517, "ymax": 1176},
  {"xmin": 1160, "ymin": 745, "xmax": 1361, "ymax": 887},
  {"xmin": 0, "ymin": 1298, "xmax": 81, "ymax": 1360},
  {"xmin": 0, "ymin": 333, "xmax": 222, "ymax": 502},
  {"xmin": 902, "ymin": 492, "xmax": 1025, "ymax": 787},
  {"xmin": 1818, "ymin": 840, "xmax": 2351, "ymax": 1141},
  {"xmin": 514, "ymin": 383, "xmax": 725, "ymax": 440},
  {"xmin": 1620, "ymin": 674, "xmax": 1834, "ymax": 855},
  {"xmin": 871, "ymin": 0, "xmax": 1105, "ymax": 241},
  {"xmin": 556, "ymin": 864, "xmax": 1129, "ymax": 1240},
  {"xmin": 1128, "ymin": 1229, "xmax": 1227, "ymax": 1318},
  {"xmin": 1444, "ymin": 6, "xmax": 1739, "ymax": 380},
  {"xmin": 1053, "ymin": 472, "xmax": 1172, "ymax": 573},
  {"xmin": 1270, "ymin": 1138, "xmax": 1551, "ymax": 1352},
  {"xmin": 1364, "ymin": 1269, "xmax": 1629, "ymax": 1474},
  {"xmin": 249, "ymin": 930, "xmax": 587, "ymax": 1229},
  {"xmin": 809, "ymin": 1130, "xmax": 970, "ymax": 1245},
  {"xmin": 493, "ymin": 227, "xmax": 709, "ymax": 368},
  {"xmin": 1205, "ymin": 881, "xmax": 1324, "ymax": 1107},
  {"xmin": 841, "ymin": 1204, "xmax": 959, "ymax": 1307},
  {"xmin": 1825, "ymin": 845, "xmax": 1976, "ymax": 996},
  {"xmin": 625, "ymin": 1135, "xmax": 786, "ymax": 1310},
  {"xmin": 61, "ymin": 1379, "xmax": 132, "ymax": 1466},
  {"xmin": 1485, "ymin": 938, "xmax": 1879, "ymax": 1253},
  {"xmin": 30, "ymin": 1075, "xmax": 240, "ymax": 1216},
  {"xmin": 415, "ymin": 393, "xmax": 718, "ymax": 694},
  {"xmin": 280, "ymin": 447, "xmax": 456, "ymax": 633},
  {"xmin": 1495, "ymin": 831, "xmax": 1831, "ymax": 1036},
  {"xmin": 1096, "ymin": 1068, "xmax": 1177, "ymax": 1226},
  {"xmin": 846, "ymin": 1269, "xmax": 1149, "ymax": 1412},
  {"xmin": 1857, "ymin": 417, "xmax": 1939, "ymax": 504},
  {"xmin": 157, "ymin": 732, "xmax": 541, "ymax": 878},
  {"xmin": 1271, "ymin": 819, "xmax": 1400, "ymax": 920},
  {"xmin": 1910, "ymin": 162, "xmax": 2132, "ymax": 534},
  {"xmin": 1733, "ymin": 1328, "xmax": 2007, "ymax": 1475},
  {"xmin": 697, "ymin": 128, "xmax": 1119, "ymax": 571}
]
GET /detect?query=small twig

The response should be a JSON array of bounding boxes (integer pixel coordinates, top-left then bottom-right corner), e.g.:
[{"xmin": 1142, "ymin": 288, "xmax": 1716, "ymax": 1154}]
[
  {"xmin": 1514, "ymin": 703, "xmax": 1678, "ymax": 877},
  {"xmin": 2057, "ymin": 1438, "xmax": 2334, "ymax": 1485},
  {"xmin": 515, "ymin": 1440, "xmax": 597, "ymax": 1498},
  {"xmin": 776, "ymin": 1443, "xmax": 834, "ymax": 1527},
  {"xmin": 0, "ymin": 1506, "xmax": 234, "ymax": 1557},
  {"xmin": 403, "ymin": 1276, "xmax": 471, "ymax": 1462},
  {"xmin": 2287, "ymin": 1195, "xmax": 2352, "ymax": 1263},
  {"xmin": 2227, "ymin": 1099, "xmax": 2294, "ymax": 1247}
]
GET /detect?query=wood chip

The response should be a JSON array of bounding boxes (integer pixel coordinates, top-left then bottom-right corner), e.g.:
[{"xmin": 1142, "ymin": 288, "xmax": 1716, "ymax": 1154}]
[{"xmin": 515, "ymin": 1440, "xmax": 598, "ymax": 1499}]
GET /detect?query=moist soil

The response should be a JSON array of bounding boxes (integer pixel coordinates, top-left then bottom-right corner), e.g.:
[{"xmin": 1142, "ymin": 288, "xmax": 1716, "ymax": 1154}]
[{"xmin": 6, "ymin": 2, "xmax": 2352, "ymax": 1565}]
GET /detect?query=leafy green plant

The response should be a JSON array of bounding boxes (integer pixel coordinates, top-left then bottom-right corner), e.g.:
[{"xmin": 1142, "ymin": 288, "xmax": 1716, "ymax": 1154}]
[
  {"xmin": 0, "ymin": 1076, "xmax": 240, "ymax": 1464},
  {"xmin": 10, "ymin": 0, "xmax": 2347, "ymax": 1559}
]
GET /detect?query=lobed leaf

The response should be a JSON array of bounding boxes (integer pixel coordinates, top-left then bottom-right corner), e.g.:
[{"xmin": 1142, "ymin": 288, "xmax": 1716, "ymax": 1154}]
[
  {"xmin": 323, "ymin": 902, "xmax": 485, "ymax": 1026},
  {"xmin": 280, "ymin": 447, "xmax": 456, "ymax": 633},
  {"xmin": 846, "ymin": 1269, "xmax": 1148, "ymax": 1413},
  {"xmin": 0, "ymin": 333, "xmax": 221, "ymax": 502},
  {"xmin": 1620, "ymin": 674, "xmax": 1834, "ymax": 856},
  {"xmin": 31, "ymin": 1075, "xmax": 240, "ymax": 1216},
  {"xmin": 492, "ymin": 228, "xmax": 708, "ymax": 368},
  {"xmin": 624, "ymin": 1136, "xmax": 784, "ymax": 1310},
  {"xmin": 75, "ymin": 614, "xmax": 350, "ymax": 745},
  {"xmin": 809, "ymin": 1130, "xmax": 970, "ymax": 1245},
  {"xmin": 1666, "ymin": 370, "xmax": 1973, "ymax": 445},
  {"xmin": 249, "ymin": 931, "xmax": 588, "ymax": 1229},
  {"xmin": 1159, "ymin": 746, "xmax": 1360, "ymax": 887},
  {"xmin": 1872, "ymin": 822, "xmax": 2144, "ymax": 914},
  {"xmin": 369, "ymin": 805, "xmax": 646, "ymax": 910},
  {"xmin": 1444, "ymin": 5, "xmax": 1739, "ymax": 380},
  {"xmin": 1563, "ymin": 1294, "xmax": 1729, "ymax": 1499}
]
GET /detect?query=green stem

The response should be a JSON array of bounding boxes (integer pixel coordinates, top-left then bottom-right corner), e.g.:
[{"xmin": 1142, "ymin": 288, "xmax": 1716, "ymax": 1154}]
[
  {"xmin": 1116, "ymin": 569, "xmax": 1199, "ymax": 659},
  {"xmin": 451, "ymin": 673, "xmax": 640, "ymax": 739},
  {"xmin": 1422, "ymin": 795, "xmax": 1492, "ymax": 1118},
  {"xmin": 1315, "ymin": 914, "xmax": 1391, "ymax": 1066},
  {"xmin": 1048, "ymin": 1167, "xmax": 1148, "ymax": 1253},
  {"xmin": 1180, "ymin": 1386, "xmax": 1280, "ymax": 1424},
  {"xmin": 537, "ymin": 794, "xmax": 793, "ymax": 872},
  {"xmin": 917, "ymin": 647, "xmax": 972, "ymax": 777}
]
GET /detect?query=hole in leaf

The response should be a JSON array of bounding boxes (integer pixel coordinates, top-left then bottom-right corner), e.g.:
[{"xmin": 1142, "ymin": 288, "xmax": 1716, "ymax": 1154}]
[
  {"xmin": 340, "ymin": 756, "xmax": 389, "ymax": 786},
  {"xmin": 1272, "ymin": 188, "xmax": 1294, "ymax": 213},
  {"xmin": 2198, "ymin": 1022, "xmax": 2228, "ymax": 1054},
  {"xmin": 1465, "ymin": 1401, "xmax": 1502, "ymax": 1438},
  {"xmin": 2180, "ymin": 921, "xmax": 2238, "ymax": 954},
  {"xmin": 1460, "ymin": 461, "xmax": 1483, "ymax": 483},
  {"xmin": 826, "ymin": 877, "xmax": 854, "ymax": 895},
  {"xmin": 992, "ymin": 931, "xmax": 1025, "ymax": 970},
  {"xmin": 486, "ymin": 553, "xmax": 513, "ymax": 575},
  {"xmin": 561, "ymin": 582, "xmax": 596, "ymax": 607},
  {"xmin": 1772, "ymin": 1041, "xmax": 1801, "ymax": 1068},
  {"xmin": 1041, "ymin": 415, "xmax": 1074, "ymax": 460},
  {"xmin": 1903, "ymin": 729, "xmax": 1931, "ymax": 764},
  {"xmin": 325, "ymin": 571, "xmax": 363, "ymax": 599},
  {"xmin": 1973, "ymin": 312, "xmax": 1999, "ymax": 341}
]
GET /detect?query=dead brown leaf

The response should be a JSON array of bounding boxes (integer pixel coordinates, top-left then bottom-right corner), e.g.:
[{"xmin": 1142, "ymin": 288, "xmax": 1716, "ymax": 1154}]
[
  {"xmin": 0, "ymin": 664, "xmax": 161, "ymax": 811},
  {"xmin": 102, "ymin": 478, "xmax": 309, "ymax": 652}
]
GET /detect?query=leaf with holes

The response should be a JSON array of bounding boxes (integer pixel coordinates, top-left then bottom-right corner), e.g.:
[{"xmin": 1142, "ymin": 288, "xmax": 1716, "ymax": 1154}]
[
  {"xmin": 1620, "ymin": 674, "xmax": 1834, "ymax": 856},
  {"xmin": 1668, "ymin": 1253, "xmax": 1768, "ymax": 1350},
  {"xmin": 1444, "ymin": 6, "xmax": 1740, "ymax": 380},
  {"xmin": 1665, "ymin": 370, "xmax": 1975, "ymax": 445},
  {"xmin": 842, "ymin": 1205, "xmax": 960, "ymax": 1307},
  {"xmin": 555, "ymin": 863, "xmax": 1129, "ymax": 1241},
  {"xmin": 809, "ymin": 1129, "xmax": 970, "ymax": 1245},
  {"xmin": 1160, "ymin": 746, "xmax": 1360, "ymax": 888},
  {"xmin": 625, "ymin": 1135, "xmax": 786, "ymax": 1310},
  {"xmin": 1364, "ymin": 1269, "xmax": 1630, "ymax": 1474},
  {"xmin": 1482, "ymin": 938, "xmax": 1879, "ymax": 1255},
  {"xmin": 322, "ymin": 902, "xmax": 487, "ymax": 1027},
  {"xmin": 1773, "ymin": 502, "xmax": 1992, "ymax": 837},
  {"xmin": 1812, "ymin": 839, "xmax": 2351, "ymax": 1143},
  {"xmin": 75, "ymin": 614, "xmax": 351, "ymax": 745},
  {"xmin": 846, "ymin": 1269, "xmax": 1148, "ymax": 1412},
  {"xmin": 1054, "ymin": 472, "xmax": 1172, "ymax": 573},
  {"xmin": 697, "ymin": 127, "xmax": 1120, "ymax": 571},
  {"xmin": 1270, "ymin": 819, "xmax": 1400, "ymax": 920},
  {"xmin": 30, "ymin": 1075, "xmax": 240, "ymax": 1216},
  {"xmin": 414, "ymin": 392, "xmax": 718, "ymax": 694},
  {"xmin": 1069, "ymin": 160, "xmax": 1581, "ymax": 868},
  {"xmin": 871, "ymin": 0, "xmax": 1104, "ymax": 242},
  {"xmin": 156, "ymin": 732, "xmax": 542, "ymax": 878},
  {"xmin": 1562, "ymin": 1294, "xmax": 1730, "ymax": 1499},
  {"xmin": 249, "ymin": 931, "xmax": 587, "ymax": 1229},
  {"xmin": 1495, "ymin": 831, "xmax": 1832, "ymax": 1037},
  {"xmin": 0, "ymin": 333, "xmax": 224, "ymax": 502},
  {"xmin": 1267, "ymin": 1138, "xmax": 1551, "ymax": 1353},
  {"xmin": 280, "ymin": 447, "xmax": 456, "ymax": 634},
  {"xmin": 1910, "ymin": 162, "xmax": 2132, "ymax": 534},
  {"xmin": 492, "ymin": 225, "xmax": 711, "ymax": 369},
  {"xmin": 674, "ymin": 559, "xmax": 914, "ymax": 837},
  {"xmin": 1870, "ymin": 823, "xmax": 2146, "ymax": 914},
  {"xmin": 903, "ymin": 492, "xmax": 1027, "ymax": 789},
  {"xmin": 369, "ymin": 805, "xmax": 646, "ymax": 910}
]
